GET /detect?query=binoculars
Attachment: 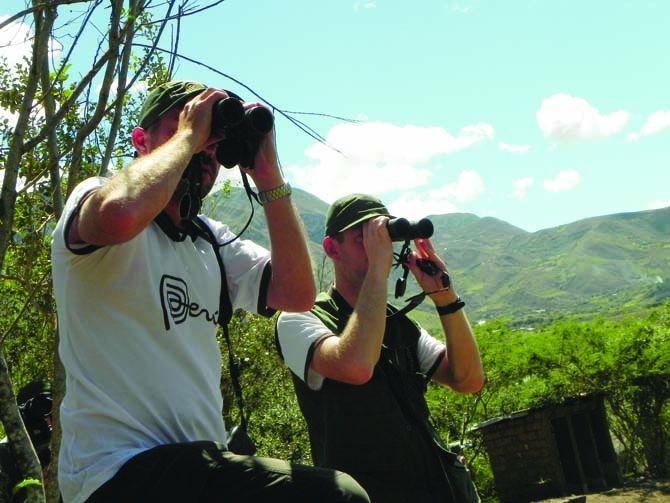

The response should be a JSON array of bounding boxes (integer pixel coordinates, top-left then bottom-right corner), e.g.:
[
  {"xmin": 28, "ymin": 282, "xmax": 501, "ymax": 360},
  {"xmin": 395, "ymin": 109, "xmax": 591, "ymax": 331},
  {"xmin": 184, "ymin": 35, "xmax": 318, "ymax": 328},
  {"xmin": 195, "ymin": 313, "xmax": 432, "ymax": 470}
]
[
  {"xmin": 212, "ymin": 97, "xmax": 274, "ymax": 169},
  {"xmin": 386, "ymin": 217, "xmax": 434, "ymax": 242}
]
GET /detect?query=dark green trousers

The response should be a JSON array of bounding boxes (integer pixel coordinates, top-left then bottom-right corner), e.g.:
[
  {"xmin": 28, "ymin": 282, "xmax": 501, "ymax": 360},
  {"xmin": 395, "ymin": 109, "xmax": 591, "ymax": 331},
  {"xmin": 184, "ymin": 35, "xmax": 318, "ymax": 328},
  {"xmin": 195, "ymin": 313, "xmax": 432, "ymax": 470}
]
[{"xmin": 87, "ymin": 441, "xmax": 369, "ymax": 503}]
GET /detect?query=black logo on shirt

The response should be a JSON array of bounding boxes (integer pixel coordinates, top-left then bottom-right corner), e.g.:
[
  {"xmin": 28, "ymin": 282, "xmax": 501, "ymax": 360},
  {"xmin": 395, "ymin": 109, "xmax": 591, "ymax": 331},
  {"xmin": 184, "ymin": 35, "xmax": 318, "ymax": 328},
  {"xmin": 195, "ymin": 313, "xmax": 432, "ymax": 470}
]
[{"xmin": 160, "ymin": 274, "xmax": 218, "ymax": 330}]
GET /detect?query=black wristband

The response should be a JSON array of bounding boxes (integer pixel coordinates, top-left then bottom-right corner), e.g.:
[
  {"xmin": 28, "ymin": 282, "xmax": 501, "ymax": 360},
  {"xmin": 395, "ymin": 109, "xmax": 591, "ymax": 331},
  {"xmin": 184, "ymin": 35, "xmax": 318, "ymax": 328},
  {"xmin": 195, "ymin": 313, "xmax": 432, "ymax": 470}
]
[{"xmin": 436, "ymin": 297, "xmax": 465, "ymax": 316}]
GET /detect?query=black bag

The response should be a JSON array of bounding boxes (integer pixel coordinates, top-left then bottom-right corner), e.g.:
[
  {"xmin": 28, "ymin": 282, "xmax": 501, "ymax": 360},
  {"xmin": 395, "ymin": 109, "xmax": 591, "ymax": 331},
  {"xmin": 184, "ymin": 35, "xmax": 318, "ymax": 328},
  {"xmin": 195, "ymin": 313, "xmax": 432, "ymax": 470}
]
[
  {"xmin": 226, "ymin": 424, "xmax": 257, "ymax": 456},
  {"xmin": 379, "ymin": 346, "xmax": 480, "ymax": 503},
  {"xmin": 436, "ymin": 445, "xmax": 481, "ymax": 503}
]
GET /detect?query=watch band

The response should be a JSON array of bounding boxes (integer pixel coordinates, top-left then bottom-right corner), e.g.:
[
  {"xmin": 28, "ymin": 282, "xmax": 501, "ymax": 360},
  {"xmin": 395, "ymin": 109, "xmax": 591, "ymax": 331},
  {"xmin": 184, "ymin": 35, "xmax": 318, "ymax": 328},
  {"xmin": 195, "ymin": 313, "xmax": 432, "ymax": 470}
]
[
  {"xmin": 435, "ymin": 297, "xmax": 465, "ymax": 316},
  {"xmin": 258, "ymin": 182, "xmax": 292, "ymax": 205}
]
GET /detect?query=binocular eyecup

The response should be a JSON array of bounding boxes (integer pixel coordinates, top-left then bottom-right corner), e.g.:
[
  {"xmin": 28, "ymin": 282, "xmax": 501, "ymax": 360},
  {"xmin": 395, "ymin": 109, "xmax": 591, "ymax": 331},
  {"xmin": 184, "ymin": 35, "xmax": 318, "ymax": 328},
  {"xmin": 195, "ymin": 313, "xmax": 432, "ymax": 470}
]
[
  {"xmin": 386, "ymin": 217, "xmax": 434, "ymax": 242},
  {"xmin": 212, "ymin": 97, "xmax": 274, "ymax": 169}
]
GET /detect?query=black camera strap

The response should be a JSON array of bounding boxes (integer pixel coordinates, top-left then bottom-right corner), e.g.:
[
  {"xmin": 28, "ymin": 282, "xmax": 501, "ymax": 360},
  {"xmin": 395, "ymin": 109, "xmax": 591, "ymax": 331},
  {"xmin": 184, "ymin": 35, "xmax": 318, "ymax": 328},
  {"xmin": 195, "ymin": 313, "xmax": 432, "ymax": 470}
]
[
  {"xmin": 221, "ymin": 324, "xmax": 249, "ymax": 429},
  {"xmin": 210, "ymin": 170, "xmax": 260, "ymax": 249},
  {"xmin": 392, "ymin": 240, "xmax": 413, "ymax": 299},
  {"xmin": 191, "ymin": 217, "xmax": 249, "ymax": 431},
  {"xmin": 389, "ymin": 240, "xmax": 451, "ymax": 318}
]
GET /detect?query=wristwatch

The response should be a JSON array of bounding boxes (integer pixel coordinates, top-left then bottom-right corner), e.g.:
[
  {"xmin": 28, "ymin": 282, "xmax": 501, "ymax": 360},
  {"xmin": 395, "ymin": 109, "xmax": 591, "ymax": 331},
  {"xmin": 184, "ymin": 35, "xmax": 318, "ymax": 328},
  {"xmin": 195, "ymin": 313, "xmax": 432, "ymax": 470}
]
[{"xmin": 258, "ymin": 182, "xmax": 292, "ymax": 205}]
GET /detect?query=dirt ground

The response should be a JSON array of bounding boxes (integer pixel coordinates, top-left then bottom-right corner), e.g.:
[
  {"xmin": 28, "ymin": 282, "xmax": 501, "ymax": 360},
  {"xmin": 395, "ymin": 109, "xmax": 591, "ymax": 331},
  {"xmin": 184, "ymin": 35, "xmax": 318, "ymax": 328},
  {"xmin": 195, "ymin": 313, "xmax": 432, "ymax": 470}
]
[{"xmin": 537, "ymin": 479, "xmax": 670, "ymax": 502}]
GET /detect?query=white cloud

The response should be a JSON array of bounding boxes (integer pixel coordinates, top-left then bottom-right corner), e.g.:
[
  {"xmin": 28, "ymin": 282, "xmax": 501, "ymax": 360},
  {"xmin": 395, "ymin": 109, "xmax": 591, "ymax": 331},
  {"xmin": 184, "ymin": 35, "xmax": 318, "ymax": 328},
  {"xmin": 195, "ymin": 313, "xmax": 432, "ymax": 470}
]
[
  {"xmin": 388, "ymin": 192, "xmax": 460, "ymax": 220},
  {"xmin": 498, "ymin": 142, "xmax": 530, "ymax": 154},
  {"xmin": 286, "ymin": 121, "xmax": 494, "ymax": 203},
  {"xmin": 626, "ymin": 110, "xmax": 670, "ymax": 142},
  {"xmin": 0, "ymin": 15, "xmax": 61, "ymax": 69},
  {"xmin": 449, "ymin": 1, "xmax": 477, "ymax": 13},
  {"xmin": 387, "ymin": 170, "xmax": 484, "ymax": 219},
  {"xmin": 0, "ymin": 16, "xmax": 60, "ymax": 126},
  {"xmin": 96, "ymin": 79, "xmax": 148, "ymax": 96},
  {"xmin": 543, "ymin": 169, "xmax": 580, "ymax": 192},
  {"xmin": 0, "ymin": 169, "xmax": 26, "ymax": 192},
  {"xmin": 0, "ymin": 106, "xmax": 19, "ymax": 128},
  {"xmin": 512, "ymin": 177, "xmax": 534, "ymax": 199},
  {"xmin": 648, "ymin": 200, "xmax": 670, "ymax": 210},
  {"xmin": 353, "ymin": 1, "xmax": 377, "ymax": 11},
  {"xmin": 0, "ymin": 16, "xmax": 33, "ymax": 68},
  {"xmin": 451, "ymin": 5, "xmax": 473, "ymax": 14},
  {"xmin": 536, "ymin": 93, "xmax": 629, "ymax": 141},
  {"xmin": 431, "ymin": 170, "xmax": 484, "ymax": 203}
]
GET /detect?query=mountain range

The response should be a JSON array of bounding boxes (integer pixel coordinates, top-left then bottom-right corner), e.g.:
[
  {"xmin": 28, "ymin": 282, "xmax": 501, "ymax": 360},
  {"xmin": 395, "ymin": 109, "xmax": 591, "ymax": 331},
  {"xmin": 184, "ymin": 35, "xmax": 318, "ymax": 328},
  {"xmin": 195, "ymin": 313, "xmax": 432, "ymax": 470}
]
[{"xmin": 203, "ymin": 187, "xmax": 670, "ymax": 325}]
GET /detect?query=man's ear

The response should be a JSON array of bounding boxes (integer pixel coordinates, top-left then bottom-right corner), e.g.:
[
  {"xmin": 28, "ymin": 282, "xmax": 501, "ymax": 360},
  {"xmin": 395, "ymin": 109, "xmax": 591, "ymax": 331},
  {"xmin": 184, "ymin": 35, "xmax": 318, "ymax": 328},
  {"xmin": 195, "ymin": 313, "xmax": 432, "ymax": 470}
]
[
  {"xmin": 323, "ymin": 236, "xmax": 339, "ymax": 260},
  {"xmin": 131, "ymin": 127, "xmax": 149, "ymax": 156}
]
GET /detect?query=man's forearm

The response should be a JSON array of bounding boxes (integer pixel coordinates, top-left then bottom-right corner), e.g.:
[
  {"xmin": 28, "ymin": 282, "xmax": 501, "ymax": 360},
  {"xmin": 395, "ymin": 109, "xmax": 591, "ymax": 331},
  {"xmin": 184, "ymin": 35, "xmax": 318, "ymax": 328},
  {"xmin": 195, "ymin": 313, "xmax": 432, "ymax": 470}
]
[
  {"xmin": 79, "ymin": 132, "xmax": 195, "ymax": 244},
  {"xmin": 343, "ymin": 269, "xmax": 388, "ymax": 370},
  {"xmin": 437, "ymin": 308, "xmax": 484, "ymax": 393},
  {"xmin": 312, "ymin": 267, "xmax": 388, "ymax": 384},
  {"xmin": 263, "ymin": 195, "xmax": 315, "ymax": 311}
]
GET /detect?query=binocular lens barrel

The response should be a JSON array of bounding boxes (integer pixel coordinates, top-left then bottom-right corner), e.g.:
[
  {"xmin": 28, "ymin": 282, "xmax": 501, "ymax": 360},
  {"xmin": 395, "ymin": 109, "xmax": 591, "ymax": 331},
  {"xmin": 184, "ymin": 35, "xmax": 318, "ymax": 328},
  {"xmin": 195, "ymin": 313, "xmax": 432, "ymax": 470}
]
[
  {"xmin": 211, "ymin": 98, "xmax": 274, "ymax": 135},
  {"xmin": 211, "ymin": 97, "xmax": 274, "ymax": 169},
  {"xmin": 212, "ymin": 98, "xmax": 244, "ymax": 132},
  {"xmin": 387, "ymin": 217, "xmax": 434, "ymax": 241},
  {"xmin": 245, "ymin": 106, "xmax": 274, "ymax": 134}
]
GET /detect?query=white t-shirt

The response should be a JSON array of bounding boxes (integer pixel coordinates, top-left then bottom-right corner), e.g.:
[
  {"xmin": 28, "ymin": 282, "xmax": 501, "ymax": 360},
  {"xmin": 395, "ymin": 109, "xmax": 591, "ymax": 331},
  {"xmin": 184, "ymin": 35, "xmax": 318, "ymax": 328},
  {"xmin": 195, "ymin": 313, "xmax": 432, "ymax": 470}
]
[
  {"xmin": 276, "ymin": 310, "xmax": 446, "ymax": 391},
  {"xmin": 51, "ymin": 177, "xmax": 272, "ymax": 503}
]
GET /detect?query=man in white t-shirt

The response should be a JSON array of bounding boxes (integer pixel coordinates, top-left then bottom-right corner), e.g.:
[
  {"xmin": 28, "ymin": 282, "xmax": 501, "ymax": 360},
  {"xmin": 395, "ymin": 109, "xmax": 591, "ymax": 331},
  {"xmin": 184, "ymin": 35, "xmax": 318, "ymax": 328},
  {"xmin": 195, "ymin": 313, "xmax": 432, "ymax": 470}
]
[
  {"xmin": 51, "ymin": 81, "xmax": 368, "ymax": 503},
  {"xmin": 276, "ymin": 194, "xmax": 485, "ymax": 502}
]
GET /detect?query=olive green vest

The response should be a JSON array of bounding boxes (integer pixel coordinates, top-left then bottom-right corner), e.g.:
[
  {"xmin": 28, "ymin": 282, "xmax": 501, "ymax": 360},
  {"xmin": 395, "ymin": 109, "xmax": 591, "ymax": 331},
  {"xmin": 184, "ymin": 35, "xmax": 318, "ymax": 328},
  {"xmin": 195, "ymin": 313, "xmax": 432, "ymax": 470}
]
[{"xmin": 282, "ymin": 288, "xmax": 467, "ymax": 502}]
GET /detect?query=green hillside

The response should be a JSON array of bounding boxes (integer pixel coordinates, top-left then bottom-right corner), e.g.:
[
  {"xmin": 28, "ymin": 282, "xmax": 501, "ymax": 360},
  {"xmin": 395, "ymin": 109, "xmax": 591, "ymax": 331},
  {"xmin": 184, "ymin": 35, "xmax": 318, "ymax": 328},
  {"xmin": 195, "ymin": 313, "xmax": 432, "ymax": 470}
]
[
  {"xmin": 202, "ymin": 186, "xmax": 335, "ymax": 289},
  {"xmin": 203, "ymin": 187, "xmax": 670, "ymax": 325}
]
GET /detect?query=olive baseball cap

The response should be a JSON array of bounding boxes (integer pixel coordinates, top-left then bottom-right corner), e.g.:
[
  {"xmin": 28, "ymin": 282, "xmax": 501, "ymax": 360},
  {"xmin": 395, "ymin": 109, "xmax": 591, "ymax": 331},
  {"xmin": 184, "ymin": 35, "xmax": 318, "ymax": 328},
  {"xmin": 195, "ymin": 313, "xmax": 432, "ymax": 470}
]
[
  {"xmin": 138, "ymin": 80, "xmax": 207, "ymax": 129},
  {"xmin": 324, "ymin": 194, "xmax": 390, "ymax": 237}
]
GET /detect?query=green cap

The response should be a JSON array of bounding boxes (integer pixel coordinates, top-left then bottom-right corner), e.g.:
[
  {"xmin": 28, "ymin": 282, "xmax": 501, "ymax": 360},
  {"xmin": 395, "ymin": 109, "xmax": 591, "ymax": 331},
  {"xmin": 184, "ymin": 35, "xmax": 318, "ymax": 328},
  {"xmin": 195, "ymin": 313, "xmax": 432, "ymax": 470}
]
[
  {"xmin": 325, "ymin": 193, "xmax": 390, "ymax": 237},
  {"xmin": 138, "ymin": 80, "xmax": 207, "ymax": 129}
]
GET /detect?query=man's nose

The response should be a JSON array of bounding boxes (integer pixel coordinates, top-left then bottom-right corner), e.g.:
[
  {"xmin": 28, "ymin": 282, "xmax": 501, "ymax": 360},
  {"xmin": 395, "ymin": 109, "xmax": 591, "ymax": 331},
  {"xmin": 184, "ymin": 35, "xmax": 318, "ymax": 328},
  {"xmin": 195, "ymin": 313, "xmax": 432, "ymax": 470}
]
[{"xmin": 199, "ymin": 141, "xmax": 218, "ymax": 157}]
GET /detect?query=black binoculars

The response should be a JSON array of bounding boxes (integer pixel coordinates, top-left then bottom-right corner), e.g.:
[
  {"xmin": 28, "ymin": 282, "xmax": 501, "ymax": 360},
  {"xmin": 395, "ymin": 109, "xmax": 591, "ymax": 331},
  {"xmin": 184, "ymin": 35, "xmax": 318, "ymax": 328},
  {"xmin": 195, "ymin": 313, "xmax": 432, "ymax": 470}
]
[
  {"xmin": 212, "ymin": 97, "xmax": 274, "ymax": 169},
  {"xmin": 386, "ymin": 217, "xmax": 434, "ymax": 242}
]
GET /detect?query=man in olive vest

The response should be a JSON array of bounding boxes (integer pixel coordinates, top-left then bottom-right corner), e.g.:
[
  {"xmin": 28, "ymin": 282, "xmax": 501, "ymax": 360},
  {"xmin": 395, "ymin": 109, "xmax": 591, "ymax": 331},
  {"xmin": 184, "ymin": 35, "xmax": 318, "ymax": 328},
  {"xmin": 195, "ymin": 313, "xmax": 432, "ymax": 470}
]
[{"xmin": 276, "ymin": 194, "xmax": 485, "ymax": 502}]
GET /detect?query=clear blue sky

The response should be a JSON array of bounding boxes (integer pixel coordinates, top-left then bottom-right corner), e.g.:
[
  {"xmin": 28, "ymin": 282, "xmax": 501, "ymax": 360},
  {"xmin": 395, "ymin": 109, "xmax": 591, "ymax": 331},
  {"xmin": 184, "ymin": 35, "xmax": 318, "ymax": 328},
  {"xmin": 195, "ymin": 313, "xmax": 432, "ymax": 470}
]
[{"xmin": 3, "ymin": 0, "xmax": 669, "ymax": 231}]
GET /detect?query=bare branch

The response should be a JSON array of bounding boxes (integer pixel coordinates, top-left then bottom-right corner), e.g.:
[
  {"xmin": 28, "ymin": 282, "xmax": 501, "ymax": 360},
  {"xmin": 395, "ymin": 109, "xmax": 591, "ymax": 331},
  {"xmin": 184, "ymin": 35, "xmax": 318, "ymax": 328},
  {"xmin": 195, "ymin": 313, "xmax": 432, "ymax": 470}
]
[
  {"xmin": 39, "ymin": 4, "xmax": 64, "ymax": 218},
  {"xmin": 167, "ymin": 3, "xmax": 184, "ymax": 78},
  {"xmin": 1, "ymin": 0, "xmax": 54, "ymax": 274},
  {"xmin": 101, "ymin": 0, "xmax": 141, "ymax": 175},
  {"xmin": 22, "ymin": 0, "xmax": 173, "ymax": 162},
  {"xmin": 38, "ymin": 0, "xmax": 103, "ymax": 104},
  {"xmin": 279, "ymin": 110, "xmax": 361, "ymax": 124},
  {"xmin": 22, "ymin": 45, "xmax": 114, "ymax": 153},
  {"xmin": 280, "ymin": 113, "xmax": 329, "ymax": 145},
  {"xmin": 23, "ymin": 0, "xmax": 151, "ymax": 153},
  {"xmin": 140, "ymin": 0, "xmax": 227, "ymax": 25},
  {"xmin": 66, "ymin": 0, "xmax": 124, "ymax": 196},
  {"xmin": 131, "ymin": 43, "xmax": 347, "ymax": 155},
  {"xmin": 121, "ymin": 0, "xmax": 178, "ymax": 89},
  {"xmin": 0, "ymin": 0, "xmax": 91, "ymax": 33}
]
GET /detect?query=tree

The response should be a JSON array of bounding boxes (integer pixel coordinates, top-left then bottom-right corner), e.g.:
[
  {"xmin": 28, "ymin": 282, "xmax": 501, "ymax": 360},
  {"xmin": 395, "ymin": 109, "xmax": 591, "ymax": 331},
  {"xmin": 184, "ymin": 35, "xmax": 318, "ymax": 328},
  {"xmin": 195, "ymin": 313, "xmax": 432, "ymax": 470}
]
[{"xmin": 0, "ymin": 1, "xmax": 226, "ymax": 500}]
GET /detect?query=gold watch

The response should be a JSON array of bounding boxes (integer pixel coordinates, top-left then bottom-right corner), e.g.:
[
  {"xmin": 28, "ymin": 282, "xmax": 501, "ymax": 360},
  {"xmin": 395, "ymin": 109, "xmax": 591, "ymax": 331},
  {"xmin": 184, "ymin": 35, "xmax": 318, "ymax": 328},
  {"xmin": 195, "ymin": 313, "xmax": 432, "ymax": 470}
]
[{"xmin": 258, "ymin": 182, "xmax": 292, "ymax": 205}]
